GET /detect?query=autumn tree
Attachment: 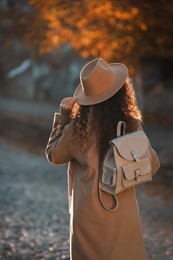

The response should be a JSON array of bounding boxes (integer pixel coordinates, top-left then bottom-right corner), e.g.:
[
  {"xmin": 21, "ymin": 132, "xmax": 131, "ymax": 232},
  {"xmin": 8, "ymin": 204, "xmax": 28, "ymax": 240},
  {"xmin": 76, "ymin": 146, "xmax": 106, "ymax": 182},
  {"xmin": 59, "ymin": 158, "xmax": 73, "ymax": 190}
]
[{"xmin": 0, "ymin": 0, "xmax": 173, "ymax": 70}]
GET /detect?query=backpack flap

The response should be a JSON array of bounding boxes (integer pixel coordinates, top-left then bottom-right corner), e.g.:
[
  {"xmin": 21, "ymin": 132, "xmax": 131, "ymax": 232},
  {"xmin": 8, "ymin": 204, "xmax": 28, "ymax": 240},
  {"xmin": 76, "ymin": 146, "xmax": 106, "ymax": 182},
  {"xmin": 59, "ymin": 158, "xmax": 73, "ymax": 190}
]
[
  {"xmin": 122, "ymin": 157, "xmax": 152, "ymax": 188},
  {"xmin": 111, "ymin": 130, "xmax": 149, "ymax": 161}
]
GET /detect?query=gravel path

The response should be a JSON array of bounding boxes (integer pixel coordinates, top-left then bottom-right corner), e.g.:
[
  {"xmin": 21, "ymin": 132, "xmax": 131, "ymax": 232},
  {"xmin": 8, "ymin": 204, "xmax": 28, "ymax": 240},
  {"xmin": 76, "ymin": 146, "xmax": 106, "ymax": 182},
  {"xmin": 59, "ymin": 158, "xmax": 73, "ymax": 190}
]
[
  {"xmin": 0, "ymin": 137, "xmax": 173, "ymax": 260},
  {"xmin": 0, "ymin": 138, "xmax": 70, "ymax": 260}
]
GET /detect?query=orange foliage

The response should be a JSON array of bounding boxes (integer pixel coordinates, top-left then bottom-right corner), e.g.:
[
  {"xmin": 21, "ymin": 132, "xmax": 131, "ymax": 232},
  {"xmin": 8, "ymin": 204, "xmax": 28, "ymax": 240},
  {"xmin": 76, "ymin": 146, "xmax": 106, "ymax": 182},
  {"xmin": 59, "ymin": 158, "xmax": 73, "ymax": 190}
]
[
  {"xmin": 28, "ymin": 1, "xmax": 141, "ymax": 64},
  {"xmin": 1, "ymin": 0, "xmax": 172, "ymax": 71}
]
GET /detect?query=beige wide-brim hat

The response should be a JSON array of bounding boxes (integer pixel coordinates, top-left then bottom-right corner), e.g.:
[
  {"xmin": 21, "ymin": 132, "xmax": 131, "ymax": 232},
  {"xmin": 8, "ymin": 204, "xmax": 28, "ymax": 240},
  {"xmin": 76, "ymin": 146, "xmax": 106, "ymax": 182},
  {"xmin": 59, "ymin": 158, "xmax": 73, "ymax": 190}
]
[{"xmin": 74, "ymin": 58, "xmax": 128, "ymax": 105}]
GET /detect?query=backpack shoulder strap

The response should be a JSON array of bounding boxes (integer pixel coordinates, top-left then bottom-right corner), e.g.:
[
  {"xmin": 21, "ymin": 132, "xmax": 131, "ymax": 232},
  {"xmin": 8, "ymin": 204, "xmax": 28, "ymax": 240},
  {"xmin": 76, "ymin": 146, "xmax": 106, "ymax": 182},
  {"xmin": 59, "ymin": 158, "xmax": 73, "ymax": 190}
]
[
  {"xmin": 117, "ymin": 121, "xmax": 126, "ymax": 137},
  {"xmin": 98, "ymin": 182, "xmax": 119, "ymax": 211}
]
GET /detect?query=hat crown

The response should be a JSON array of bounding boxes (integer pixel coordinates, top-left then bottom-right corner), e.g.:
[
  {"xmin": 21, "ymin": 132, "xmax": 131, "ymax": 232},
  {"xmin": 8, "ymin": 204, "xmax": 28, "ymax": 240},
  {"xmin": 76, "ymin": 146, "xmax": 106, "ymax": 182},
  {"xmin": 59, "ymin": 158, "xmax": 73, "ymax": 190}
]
[
  {"xmin": 80, "ymin": 58, "xmax": 116, "ymax": 97},
  {"xmin": 74, "ymin": 57, "xmax": 128, "ymax": 105}
]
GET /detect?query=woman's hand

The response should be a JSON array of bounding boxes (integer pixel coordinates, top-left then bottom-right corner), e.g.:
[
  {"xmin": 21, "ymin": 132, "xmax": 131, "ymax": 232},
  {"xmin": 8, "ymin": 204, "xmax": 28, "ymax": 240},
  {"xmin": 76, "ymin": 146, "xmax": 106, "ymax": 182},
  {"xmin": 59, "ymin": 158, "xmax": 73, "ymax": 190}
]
[{"xmin": 60, "ymin": 97, "xmax": 78, "ymax": 116}]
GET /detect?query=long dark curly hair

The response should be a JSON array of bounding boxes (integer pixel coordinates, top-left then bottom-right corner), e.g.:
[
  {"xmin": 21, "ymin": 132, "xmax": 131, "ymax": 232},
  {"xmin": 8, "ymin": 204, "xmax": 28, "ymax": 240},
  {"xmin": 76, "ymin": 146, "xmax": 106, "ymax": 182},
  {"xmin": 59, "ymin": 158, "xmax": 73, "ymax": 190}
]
[{"xmin": 71, "ymin": 77, "xmax": 142, "ymax": 163}]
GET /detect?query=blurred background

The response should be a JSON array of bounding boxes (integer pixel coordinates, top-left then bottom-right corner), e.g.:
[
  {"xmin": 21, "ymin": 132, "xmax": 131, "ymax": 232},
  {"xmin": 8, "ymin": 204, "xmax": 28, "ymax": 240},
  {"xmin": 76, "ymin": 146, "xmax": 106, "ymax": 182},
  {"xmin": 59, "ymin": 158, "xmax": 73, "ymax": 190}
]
[{"xmin": 0, "ymin": 0, "xmax": 173, "ymax": 259}]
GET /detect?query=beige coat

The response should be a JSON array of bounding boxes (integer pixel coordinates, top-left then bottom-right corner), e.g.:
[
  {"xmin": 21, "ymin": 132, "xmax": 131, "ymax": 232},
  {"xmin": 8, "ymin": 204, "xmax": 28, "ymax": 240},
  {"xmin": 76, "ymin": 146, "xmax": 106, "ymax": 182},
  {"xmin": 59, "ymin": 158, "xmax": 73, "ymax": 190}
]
[{"xmin": 45, "ymin": 112, "xmax": 159, "ymax": 260}]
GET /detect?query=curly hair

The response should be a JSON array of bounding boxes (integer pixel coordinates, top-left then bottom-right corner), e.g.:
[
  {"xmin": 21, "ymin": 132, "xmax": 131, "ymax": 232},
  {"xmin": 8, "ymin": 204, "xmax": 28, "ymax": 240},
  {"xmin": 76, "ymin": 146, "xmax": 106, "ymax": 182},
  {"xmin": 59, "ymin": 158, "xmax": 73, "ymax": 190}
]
[{"xmin": 71, "ymin": 77, "xmax": 142, "ymax": 163}]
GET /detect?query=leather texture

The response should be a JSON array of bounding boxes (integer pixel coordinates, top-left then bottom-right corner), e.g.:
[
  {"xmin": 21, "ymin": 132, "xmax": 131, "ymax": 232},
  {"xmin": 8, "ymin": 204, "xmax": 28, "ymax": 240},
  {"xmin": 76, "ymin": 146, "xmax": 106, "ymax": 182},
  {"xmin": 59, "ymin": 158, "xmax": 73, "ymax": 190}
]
[{"xmin": 99, "ymin": 121, "xmax": 160, "ymax": 211}]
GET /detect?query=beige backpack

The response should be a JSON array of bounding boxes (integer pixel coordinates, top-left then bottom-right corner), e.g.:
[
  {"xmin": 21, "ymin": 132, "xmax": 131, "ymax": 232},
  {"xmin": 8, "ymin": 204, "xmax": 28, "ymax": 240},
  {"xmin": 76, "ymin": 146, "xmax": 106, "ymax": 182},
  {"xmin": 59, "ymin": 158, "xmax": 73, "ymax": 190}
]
[{"xmin": 99, "ymin": 121, "xmax": 160, "ymax": 211}]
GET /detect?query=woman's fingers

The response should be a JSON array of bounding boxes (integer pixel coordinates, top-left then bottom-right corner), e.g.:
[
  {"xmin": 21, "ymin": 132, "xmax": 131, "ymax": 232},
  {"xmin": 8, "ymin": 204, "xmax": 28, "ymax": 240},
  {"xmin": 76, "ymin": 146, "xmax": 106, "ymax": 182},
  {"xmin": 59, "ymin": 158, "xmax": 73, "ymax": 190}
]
[
  {"xmin": 61, "ymin": 97, "xmax": 77, "ymax": 108},
  {"xmin": 67, "ymin": 97, "xmax": 78, "ymax": 109},
  {"xmin": 60, "ymin": 97, "xmax": 78, "ymax": 115}
]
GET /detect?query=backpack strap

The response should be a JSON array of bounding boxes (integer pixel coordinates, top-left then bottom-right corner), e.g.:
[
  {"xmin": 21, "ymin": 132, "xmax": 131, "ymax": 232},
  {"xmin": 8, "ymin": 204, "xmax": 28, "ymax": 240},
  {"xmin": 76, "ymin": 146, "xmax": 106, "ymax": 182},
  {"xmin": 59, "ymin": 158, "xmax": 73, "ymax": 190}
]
[
  {"xmin": 117, "ymin": 121, "xmax": 126, "ymax": 137},
  {"xmin": 98, "ymin": 180, "xmax": 119, "ymax": 211}
]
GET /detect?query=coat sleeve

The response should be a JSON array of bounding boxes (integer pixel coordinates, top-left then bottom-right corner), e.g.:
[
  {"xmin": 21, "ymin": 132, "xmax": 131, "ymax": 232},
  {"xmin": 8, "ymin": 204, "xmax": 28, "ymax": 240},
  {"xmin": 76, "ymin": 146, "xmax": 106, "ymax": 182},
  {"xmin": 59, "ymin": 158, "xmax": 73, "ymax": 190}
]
[
  {"xmin": 137, "ymin": 124, "xmax": 160, "ymax": 176},
  {"xmin": 45, "ymin": 112, "xmax": 74, "ymax": 165},
  {"xmin": 148, "ymin": 142, "xmax": 160, "ymax": 176}
]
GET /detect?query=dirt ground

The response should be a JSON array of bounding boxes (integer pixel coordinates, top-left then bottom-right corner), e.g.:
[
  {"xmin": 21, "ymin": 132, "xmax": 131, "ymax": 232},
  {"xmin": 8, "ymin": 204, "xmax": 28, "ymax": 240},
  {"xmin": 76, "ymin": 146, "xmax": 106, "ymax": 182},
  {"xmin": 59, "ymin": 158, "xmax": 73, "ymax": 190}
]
[{"xmin": 0, "ymin": 137, "xmax": 70, "ymax": 260}]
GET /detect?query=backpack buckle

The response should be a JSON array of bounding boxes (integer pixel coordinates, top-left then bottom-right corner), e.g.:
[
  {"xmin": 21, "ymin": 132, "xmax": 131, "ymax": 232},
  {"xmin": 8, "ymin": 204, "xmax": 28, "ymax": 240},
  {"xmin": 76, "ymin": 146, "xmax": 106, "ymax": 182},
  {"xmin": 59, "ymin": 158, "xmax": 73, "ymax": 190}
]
[
  {"xmin": 135, "ymin": 168, "xmax": 141, "ymax": 179},
  {"xmin": 131, "ymin": 150, "xmax": 140, "ymax": 162}
]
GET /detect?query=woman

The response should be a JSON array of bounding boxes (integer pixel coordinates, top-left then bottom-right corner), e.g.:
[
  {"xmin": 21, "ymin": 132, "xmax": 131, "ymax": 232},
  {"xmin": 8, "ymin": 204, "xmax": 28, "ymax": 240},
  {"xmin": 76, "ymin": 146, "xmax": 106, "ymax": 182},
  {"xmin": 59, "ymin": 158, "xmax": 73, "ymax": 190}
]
[{"xmin": 45, "ymin": 58, "xmax": 159, "ymax": 259}]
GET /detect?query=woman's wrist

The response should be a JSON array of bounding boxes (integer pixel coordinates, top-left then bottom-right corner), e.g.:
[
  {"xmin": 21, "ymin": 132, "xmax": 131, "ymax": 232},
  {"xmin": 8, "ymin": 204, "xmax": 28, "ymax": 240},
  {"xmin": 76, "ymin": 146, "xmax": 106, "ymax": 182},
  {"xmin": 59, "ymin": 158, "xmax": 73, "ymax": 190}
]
[{"xmin": 54, "ymin": 112, "xmax": 71, "ymax": 126}]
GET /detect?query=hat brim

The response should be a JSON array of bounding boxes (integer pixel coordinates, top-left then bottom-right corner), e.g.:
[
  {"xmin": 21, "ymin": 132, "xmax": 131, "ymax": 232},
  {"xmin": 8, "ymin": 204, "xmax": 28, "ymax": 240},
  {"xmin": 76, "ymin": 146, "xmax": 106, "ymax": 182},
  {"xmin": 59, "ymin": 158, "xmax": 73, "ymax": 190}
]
[{"xmin": 74, "ymin": 63, "xmax": 128, "ymax": 105}]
